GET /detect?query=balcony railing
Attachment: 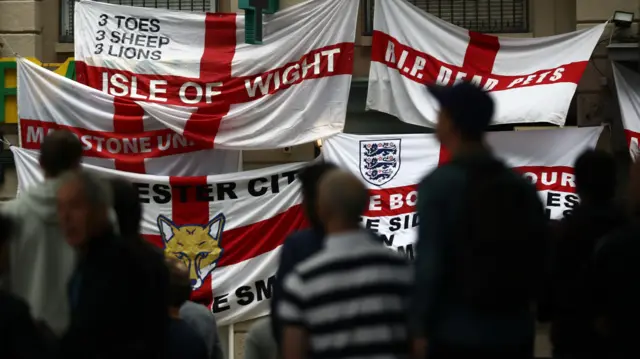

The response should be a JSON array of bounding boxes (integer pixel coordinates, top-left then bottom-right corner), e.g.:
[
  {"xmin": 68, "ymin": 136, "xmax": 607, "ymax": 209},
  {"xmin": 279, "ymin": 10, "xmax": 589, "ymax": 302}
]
[
  {"xmin": 60, "ymin": 0, "xmax": 215, "ymax": 43},
  {"xmin": 363, "ymin": 0, "xmax": 529, "ymax": 35}
]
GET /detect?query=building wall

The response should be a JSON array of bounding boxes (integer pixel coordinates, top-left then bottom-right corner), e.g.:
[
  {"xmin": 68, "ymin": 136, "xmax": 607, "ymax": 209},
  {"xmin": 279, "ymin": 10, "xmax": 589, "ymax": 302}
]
[{"xmin": 2, "ymin": 0, "xmax": 638, "ymax": 357}]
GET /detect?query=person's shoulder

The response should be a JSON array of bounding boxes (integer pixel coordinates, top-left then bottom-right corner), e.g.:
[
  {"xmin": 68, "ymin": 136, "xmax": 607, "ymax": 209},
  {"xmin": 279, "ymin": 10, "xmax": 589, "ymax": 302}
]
[
  {"xmin": 180, "ymin": 301, "xmax": 214, "ymax": 318},
  {"xmin": 169, "ymin": 319, "xmax": 209, "ymax": 358},
  {"xmin": 284, "ymin": 229, "xmax": 321, "ymax": 244},
  {"xmin": 419, "ymin": 164, "xmax": 466, "ymax": 194},
  {"xmin": 247, "ymin": 317, "xmax": 274, "ymax": 344},
  {"xmin": 281, "ymin": 229, "xmax": 323, "ymax": 253}
]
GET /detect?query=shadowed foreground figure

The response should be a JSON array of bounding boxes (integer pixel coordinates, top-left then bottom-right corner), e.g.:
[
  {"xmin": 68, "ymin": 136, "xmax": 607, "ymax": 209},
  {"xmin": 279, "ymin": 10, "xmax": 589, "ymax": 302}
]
[
  {"xmin": 270, "ymin": 162, "xmax": 337, "ymax": 349},
  {"xmin": 57, "ymin": 171, "xmax": 166, "ymax": 359},
  {"xmin": 591, "ymin": 160, "xmax": 640, "ymax": 359},
  {"xmin": 1, "ymin": 130, "xmax": 81, "ymax": 335},
  {"xmin": 0, "ymin": 214, "xmax": 53, "ymax": 358},
  {"xmin": 165, "ymin": 256, "xmax": 209, "ymax": 359},
  {"xmin": 412, "ymin": 82, "xmax": 547, "ymax": 359},
  {"xmin": 542, "ymin": 149, "xmax": 626, "ymax": 359},
  {"xmin": 279, "ymin": 170, "xmax": 411, "ymax": 359}
]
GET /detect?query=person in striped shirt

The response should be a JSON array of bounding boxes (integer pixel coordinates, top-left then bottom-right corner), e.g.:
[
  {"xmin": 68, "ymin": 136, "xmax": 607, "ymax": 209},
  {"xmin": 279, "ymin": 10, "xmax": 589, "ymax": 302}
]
[{"xmin": 278, "ymin": 169, "xmax": 411, "ymax": 359}]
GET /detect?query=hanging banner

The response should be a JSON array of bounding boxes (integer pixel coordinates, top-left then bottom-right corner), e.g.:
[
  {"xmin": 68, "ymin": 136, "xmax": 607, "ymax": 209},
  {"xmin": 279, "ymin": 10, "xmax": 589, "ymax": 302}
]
[
  {"xmin": 367, "ymin": 0, "xmax": 605, "ymax": 128},
  {"xmin": 17, "ymin": 58, "xmax": 240, "ymax": 175},
  {"xmin": 11, "ymin": 146, "xmax": 307, "ymax": 325},
  {"xmin": 612, "ymin": 63, "xmax": 640, "ymax": 161},
  {"xmin": 0, "ymin": 57, "xmax": 75, "ymax": 124},
  {"xmin": 323, "ymin": 127, "xmax": 603, "ymax": 258},
  {"xmin": 73, "ymin": 0, "xmax": 358, "ymax": 148}
]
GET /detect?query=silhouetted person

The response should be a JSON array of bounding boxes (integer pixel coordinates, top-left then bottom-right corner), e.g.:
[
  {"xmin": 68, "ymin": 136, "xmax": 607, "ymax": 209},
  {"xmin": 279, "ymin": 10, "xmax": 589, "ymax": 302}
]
[
  {"xmin": 165, "ymin": 256, "xmax": 209, "ymax": 359},
  {"xmin": 1, "ymin": 130, "xmax": 81, "ymax": 335},
  {"xmin": 591, "ymin": 160, "xmax": 640, "ymax": 359},
  {"xmin": 57, "ymin": 171, "xmax": 164, "ymax": 359},
  {"xmin": 411, "ymin": 82, "xmax": 547, "ymax": 359},
  {"xmin": 270, "ymin": 162, "xmax": 337, "ymax": 348},
  {"xmin": 180, "ymin": 301, "xmax": 224, "ymax": 359},
  {"xmin": 109, "ymin": 177, "xmax": 171, "ymax": 357},
  {"xmin": 543, "ymin": 149, "xmax": 625, "ymax": 359},
  {"xmin": 0, "ymin": 214, "xmax": 52, "ymax": 358},
  {"xmin": 279, "ymin": 170, "xmax": 411, "ymax": 359}
]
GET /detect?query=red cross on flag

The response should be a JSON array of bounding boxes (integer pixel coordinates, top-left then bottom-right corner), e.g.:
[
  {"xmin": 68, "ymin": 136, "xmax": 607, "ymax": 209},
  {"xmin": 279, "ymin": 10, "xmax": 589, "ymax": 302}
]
[
  {"xmin": 367, "ymin": 0, "xmax": 606, "ymax": 128},
  {"xmin": 17, "ymin": 58, "xmax": 241, "ymax": 176},
  {"xmin": 73, "ymin": 0, "xmax": 357, "ymax": 151},
  {"xmin": 612, "ymin": 63, "xmax": 640, "ymax": 162}
]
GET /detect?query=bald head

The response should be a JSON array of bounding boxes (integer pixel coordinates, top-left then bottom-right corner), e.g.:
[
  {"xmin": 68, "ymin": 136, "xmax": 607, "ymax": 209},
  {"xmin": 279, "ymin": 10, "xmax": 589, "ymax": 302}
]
[
  {"xmin": 39, "ymin": 130, "xmax": 83, "ymax": 178},
  {"xmin": 317, "ymin": 170, "xmax": 368, "ymax": 227},
  {"xmin": 166, "ymin": 256, "xmax": 192, "ymax": 308}
]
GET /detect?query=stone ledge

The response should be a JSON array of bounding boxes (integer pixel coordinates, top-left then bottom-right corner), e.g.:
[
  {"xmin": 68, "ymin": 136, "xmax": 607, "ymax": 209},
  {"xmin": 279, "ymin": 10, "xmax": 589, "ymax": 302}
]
[
  {"xmin": 55, "ymin": 42, "xmax": 74, "ymax": 53},
  {"xmin": 0, "ymin": 1, "xmax": 40, "ymax": 32},
  {"xmin": 0, "ymin": 33, "xmax": 41, "ymax": 57}
]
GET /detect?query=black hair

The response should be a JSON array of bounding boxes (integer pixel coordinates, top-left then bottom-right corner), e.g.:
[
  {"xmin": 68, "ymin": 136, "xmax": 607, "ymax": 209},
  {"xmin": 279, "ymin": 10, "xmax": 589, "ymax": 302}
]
[
  {"xmin": 39, "ymin": 130, "xmax": 83, "ymax": 177},
  {"xmin": 574, "ymin": 149, "xmax": 617, "ymax": 204},
  {"xmin": 166, "ymin": 259, "xmax": 192, "ymax": 308},
  {"xmin": 109, "ymin": 178, "xmax": 142, "ymax": 238},
  {"xmin": 298, "ymin": 162, "xmax": 338, "ymax": 228}
]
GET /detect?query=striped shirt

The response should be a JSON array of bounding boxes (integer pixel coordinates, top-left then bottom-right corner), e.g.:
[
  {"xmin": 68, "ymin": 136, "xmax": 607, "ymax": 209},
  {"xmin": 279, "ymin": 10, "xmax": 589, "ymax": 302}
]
[{"xmin": 278, "ymin": 230, "xmax": 411, "ymax": 359}]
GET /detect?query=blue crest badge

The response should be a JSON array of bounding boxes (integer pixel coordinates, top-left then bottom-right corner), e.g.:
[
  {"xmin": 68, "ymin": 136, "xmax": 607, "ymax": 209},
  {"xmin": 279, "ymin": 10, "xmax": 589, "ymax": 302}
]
[{"xmin": 359, "ymin": 139, "xmax": 401, "ymax": 186}]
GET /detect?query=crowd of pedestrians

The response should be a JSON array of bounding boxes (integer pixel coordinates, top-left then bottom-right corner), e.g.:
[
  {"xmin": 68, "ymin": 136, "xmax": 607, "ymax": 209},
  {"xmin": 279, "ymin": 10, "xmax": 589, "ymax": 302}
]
[{"xmin": 1, "ymin": 82, "xmax": 639, "ymax": 359}]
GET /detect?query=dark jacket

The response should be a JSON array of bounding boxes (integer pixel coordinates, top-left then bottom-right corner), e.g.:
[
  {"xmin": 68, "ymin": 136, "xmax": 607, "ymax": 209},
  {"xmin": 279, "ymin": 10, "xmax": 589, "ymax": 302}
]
[
  {"xmin": 544, "ymin": 202, "xmax": 626, "ymax": 355},
  {"xmin": 270, "ymin": 228, "xmax": 324, "ymax": 348},
  {"xmin": 410, "ymin": 152, "xmax": 547, "ymax": 350},
  {"xmin": 59, "ymin": 230, "xmax": 169, "ymax": 359},
  {"xmin": 592, "ymin": 222, "xmax": 640, "ymax": 358},
  {"xmin": 0, "ymin": 290, "xmax": 51, "ymax": 359}
]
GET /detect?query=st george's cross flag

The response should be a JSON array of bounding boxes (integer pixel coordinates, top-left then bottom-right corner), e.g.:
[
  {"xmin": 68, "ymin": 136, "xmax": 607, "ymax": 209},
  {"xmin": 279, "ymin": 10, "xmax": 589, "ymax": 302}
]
[
  {"xmin": 17, "ymin": 58, "xmax": 240, "ymax": 175},
  {"xmin": 73, "ymin": 0, "xmax": 358, "ymax": 149},
  {"xmin": 322, "ymin": 127, "xmax": 603, "ymax": 258},
  {"xmin": 367, "ymin": 0, "xmax": 605, "ymax": 128},
  {"xmin": 612, "ymin": 63, "xmax": 640, "ymax": 161},
  {"xmin": 11, "ymin": 146, "xmax": 307, "ymax": 325}
]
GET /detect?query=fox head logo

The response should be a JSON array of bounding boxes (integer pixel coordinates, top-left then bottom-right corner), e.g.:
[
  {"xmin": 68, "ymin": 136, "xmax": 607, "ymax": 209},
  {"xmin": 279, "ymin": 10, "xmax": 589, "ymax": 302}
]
[{"xmin": 157, "ymin": 214, "xmax": 226, "ymax": 290}]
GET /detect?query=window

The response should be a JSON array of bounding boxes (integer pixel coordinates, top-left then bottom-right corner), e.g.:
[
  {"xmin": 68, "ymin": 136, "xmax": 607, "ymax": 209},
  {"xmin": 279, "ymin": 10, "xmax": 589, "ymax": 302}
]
[
  {"xmin": 59, "ymin": 0, "xmax": 216, "ymax": 43},
  {"xmin": 363, "ymin": 0, "xmax": 529, "ymax": 36}
]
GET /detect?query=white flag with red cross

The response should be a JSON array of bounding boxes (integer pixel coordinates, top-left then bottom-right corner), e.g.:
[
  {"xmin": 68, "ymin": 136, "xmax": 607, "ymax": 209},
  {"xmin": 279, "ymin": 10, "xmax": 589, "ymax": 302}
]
[
  {"xmin": 322, "ymin": 127, "xmax": 603, "ymax": 257},
  {"xmin": 73, "ymin": 0, "xmax": 358, "ymax": 149},
  {"xmin": 367, "ymin": 0, "xmax": 605, "ymax": 128},
  {"xmin": 612, "ymin": 63, "xmax": 640, "ymax": 161},
  {"xmin": 12, "ymin": 146, "xmax": 307, "ymax": 325},
  {"xmin": 17, "ymin": 58, "xmax": 241, "ymax": 175}
]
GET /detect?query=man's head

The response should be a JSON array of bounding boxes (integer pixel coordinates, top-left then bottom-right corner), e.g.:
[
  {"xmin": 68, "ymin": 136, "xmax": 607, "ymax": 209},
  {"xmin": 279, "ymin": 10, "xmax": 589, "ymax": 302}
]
[
  {"xmin": 316, "ymin": 169, "xmax": 368, "ymax": 233},
  {"xmin": 165, "ymin": 256, "xmax": 192, "ymax": 309},
  {"xmin": 0, "ymin": 214, "xmax": 14, "ymax": 274},
  {"xmin": 57, "ymin": 171, "xmax": 112, "ymax": 248},
  {"xmin": 39, "ymin": 130, "xmax": 83, "ymax": 178},
  {"xmin": 574, "ymin": 149, "xmax": 617, "ymax": 205},
  {"xmin": 110, "ymin": 178, "xmax": 142, "ymax": 238},
  {"xmin": 298, "ymin": 162, "xmax": 338, "ymax": 229},
  {"xmin": 429, "ymin": 82, "xmax": 494, "ymax": 152}
]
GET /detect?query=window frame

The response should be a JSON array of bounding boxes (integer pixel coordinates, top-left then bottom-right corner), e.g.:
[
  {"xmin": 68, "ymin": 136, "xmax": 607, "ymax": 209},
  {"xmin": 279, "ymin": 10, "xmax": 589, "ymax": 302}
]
[
  {"xmin": 362, "ymin": 0, "xmax": 530, "ymax": 36},
  {"xmin": 59, "ymin": 0, "xmax": 218, "ymax": 43}
]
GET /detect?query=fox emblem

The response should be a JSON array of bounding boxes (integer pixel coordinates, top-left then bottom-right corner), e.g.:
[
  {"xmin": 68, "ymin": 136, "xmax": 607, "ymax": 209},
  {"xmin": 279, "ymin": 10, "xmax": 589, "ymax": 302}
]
[{"xmin": 157, "ymin": 214, "xmax": 226, "ymax": 289}]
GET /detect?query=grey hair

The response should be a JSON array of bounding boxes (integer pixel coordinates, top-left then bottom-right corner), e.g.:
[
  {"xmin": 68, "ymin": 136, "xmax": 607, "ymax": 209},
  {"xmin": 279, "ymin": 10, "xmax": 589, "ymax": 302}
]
[{"xmin": 58, "ymin": 170, "xmax": 113, "ymax": 209}]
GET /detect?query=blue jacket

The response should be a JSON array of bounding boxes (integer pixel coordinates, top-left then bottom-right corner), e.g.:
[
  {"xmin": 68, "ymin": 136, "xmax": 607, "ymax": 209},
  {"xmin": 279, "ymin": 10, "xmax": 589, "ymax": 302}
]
[{"xmin": 270, "ymin": 228, "xmax": 324, "ymax": 349}]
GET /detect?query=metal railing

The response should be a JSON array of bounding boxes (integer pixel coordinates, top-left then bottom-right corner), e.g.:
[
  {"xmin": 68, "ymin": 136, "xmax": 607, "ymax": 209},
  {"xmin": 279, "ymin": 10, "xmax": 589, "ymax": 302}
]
[
  {"xmin": 59, "ymin": 0, "xmax": 215, "ymax": 43},
  {"xmin": 363, "ymin": 0, "xmax": 529, "ymax": 35}
]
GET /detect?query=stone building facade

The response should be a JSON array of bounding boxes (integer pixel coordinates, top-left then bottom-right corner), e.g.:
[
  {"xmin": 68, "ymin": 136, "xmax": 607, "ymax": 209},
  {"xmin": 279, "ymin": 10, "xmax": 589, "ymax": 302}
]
[{"xmin": 1, "ymin": 0, "xmax": 639, "ymax": 357}]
